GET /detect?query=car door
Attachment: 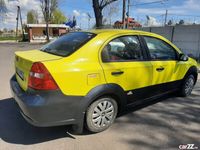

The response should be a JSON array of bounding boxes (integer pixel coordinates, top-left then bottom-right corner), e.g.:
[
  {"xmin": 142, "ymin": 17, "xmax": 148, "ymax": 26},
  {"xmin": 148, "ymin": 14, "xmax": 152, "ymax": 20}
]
[
  {"xmin": 142, "ymin": 36, "xmax": 181, "ymax": 92},
  {"xmin": 100, "ymin": 35, "xmax": 153, "ymax": 102}
]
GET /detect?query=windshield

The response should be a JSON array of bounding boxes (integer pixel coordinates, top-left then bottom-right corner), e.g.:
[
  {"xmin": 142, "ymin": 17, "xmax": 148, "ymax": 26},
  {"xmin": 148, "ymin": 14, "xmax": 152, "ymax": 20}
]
[{"xmin": 40, "ymin": 32, "xmax": 96, "ymax": 56}]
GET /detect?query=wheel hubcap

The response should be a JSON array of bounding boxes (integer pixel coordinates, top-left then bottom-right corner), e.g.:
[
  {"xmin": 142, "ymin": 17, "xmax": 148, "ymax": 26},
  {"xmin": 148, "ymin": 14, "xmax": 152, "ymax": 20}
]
[
  {"xmin": 185, "ymin": 77, "xmax": 194, "ymax": 95},
  {"xmin": 92, "ymin": 100, "xmax": 114, "ymax": 127}
]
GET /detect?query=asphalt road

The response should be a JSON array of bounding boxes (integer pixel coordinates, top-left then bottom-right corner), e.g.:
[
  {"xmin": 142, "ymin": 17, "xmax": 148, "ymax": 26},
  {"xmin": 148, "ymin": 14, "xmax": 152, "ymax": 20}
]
[{"xmin": 0, "ymin": 43, "xmax": 199, "ymax": 150}]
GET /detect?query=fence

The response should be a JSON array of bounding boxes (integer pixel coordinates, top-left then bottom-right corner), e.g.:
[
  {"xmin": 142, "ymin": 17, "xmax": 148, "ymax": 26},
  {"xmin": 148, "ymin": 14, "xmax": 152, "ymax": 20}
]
[{"xmin": 137, "ymin": 25, "xmax": 200, "ymax": 62}]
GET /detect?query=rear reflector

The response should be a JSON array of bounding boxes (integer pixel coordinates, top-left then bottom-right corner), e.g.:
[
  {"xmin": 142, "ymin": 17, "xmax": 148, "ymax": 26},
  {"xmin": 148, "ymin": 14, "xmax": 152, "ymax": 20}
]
[{"xmin": 28, "ymin": 62, "xmax": 58, "ymax": 90}]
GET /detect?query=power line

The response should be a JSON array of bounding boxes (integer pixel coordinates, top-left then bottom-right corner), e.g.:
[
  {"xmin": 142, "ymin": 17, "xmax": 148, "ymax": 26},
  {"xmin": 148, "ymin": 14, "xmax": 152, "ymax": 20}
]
[
  {"xmin": 127, "ymin": 0, "xmax": 169, "ymax": 18},
  {"xmin": 168, "ymin": 14, "xmax": 200, "ymax": 18},
  {"xmin": 129, "ymin": 0, "xmax": 169, "ymax": 6}
]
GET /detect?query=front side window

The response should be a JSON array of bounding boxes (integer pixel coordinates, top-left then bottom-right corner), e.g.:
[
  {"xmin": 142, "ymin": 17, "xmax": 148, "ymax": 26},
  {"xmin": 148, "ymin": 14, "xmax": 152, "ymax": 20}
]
[
  {"xmin": 144, "ymin": 36, "xmax": 177, "ymax": 60},
  {"xmin": 40, "ymin": 32, "xmax": 96, "ymax": 56},
  {"xmin": 102, "ymin": 36, "xmax": 143, "ymax": 62}
]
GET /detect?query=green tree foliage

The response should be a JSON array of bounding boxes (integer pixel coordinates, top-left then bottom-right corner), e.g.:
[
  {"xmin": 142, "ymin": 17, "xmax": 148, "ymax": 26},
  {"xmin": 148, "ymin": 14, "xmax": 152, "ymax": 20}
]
[
  {"xmin": 51, "ymin": 9, "xmax": 67, "ymax": 24},
  {"xmin": 27, "ymin": 10, "xmax": 39, "ymax": 24},
  {"xmin": 40, "ymin": 0, "xmax": 58, "ymax": 22}
]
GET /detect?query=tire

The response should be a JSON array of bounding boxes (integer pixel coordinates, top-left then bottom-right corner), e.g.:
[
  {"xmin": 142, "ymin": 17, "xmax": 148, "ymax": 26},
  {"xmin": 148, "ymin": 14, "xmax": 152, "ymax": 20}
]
[
  {"xmin": 179, "ymin": 75, "xmax": 195, "ymax": 97},
  {"xmin": 86, "ymin": 97, "xmax": 118, "ymax": 133}
]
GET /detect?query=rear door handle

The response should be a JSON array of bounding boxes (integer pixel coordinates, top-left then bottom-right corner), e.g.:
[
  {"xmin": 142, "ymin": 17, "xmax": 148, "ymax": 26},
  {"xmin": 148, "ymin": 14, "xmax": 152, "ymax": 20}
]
[
  {"xmin": 156, "ymin": 67, "xmax": 165, "ymax": 72},
  {"xmin": 111, "ymin": 71, "xmax": 124, "ymax": 75}
]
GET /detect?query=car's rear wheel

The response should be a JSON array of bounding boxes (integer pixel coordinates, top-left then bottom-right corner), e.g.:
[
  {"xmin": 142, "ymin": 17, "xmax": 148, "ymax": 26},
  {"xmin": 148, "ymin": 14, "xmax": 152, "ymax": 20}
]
[
  {"xmin": 179, "ymin": 75, "xmax": 195, "ymax": 97},
  {"xmin": 86, "ymin": 97, "xmax": 118, "ymax": 133}
]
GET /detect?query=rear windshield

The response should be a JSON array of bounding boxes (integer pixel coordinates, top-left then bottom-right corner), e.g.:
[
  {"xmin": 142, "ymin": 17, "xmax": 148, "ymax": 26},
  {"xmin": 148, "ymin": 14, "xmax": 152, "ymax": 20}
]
[{"xmin": 40, "ymin": 32, "xmax": 96, "ymax": 56}]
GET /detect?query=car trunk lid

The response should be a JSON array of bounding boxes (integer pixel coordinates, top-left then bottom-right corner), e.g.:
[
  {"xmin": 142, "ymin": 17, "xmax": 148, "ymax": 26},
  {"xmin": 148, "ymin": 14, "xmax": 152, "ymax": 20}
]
[{"xmin": 15, "ymin": 50, "xmax": 62, "ymax": 91}]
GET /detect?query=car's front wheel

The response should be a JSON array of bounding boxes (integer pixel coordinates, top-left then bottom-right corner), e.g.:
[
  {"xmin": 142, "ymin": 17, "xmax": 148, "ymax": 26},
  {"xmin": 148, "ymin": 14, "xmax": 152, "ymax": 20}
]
[
  {"xmin": 86, "ymin": 97, "xmax": 118, "ymax": 133},
  {"xmin": 179, "ymin": 75, "xmax": 195, "ymax": 97}
]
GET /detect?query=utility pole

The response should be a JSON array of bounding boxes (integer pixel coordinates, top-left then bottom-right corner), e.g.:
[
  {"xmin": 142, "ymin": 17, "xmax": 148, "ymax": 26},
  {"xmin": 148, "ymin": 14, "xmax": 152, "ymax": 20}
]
[
  {"xmin": 127, "ymin": 0, "xmax": 130, "ymax": 28},
  {"xmin": 16, "ymin": 6, "xmax": 25, "ymax": 41},
  {"xmin": 109, "ymin": 3, "xmax": 112, "ymax": 26},
  {"xmin": 88, "ymin": 18, "xmax": 90, "ymax": 29},
  {"xmin": 45, "ymin": 0, "xmax": 50, "ymax": 42},
  {"xmin": 87, "ymin": 13, "xmax": 91, "ymax": 29},
  {"xmin": 164, "ymin": 9, "xmax": 168, "ymax": 26},
  {"xmin": 18, "ymin": 6, "xmax": 25, "ymax": 41},
  {"xmin": 122, "ymin": 0, "xmax": 126, "ymax": 29},
  {"xmin": 16, "ymin": 7, "xmax": 19, "ymax": 41}
]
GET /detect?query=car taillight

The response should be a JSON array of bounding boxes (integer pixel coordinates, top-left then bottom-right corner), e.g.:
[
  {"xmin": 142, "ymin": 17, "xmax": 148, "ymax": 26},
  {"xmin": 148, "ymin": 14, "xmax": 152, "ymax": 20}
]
[{"xmin": 28, "ymin": 62, "xmax": 59, "ymax": 90}]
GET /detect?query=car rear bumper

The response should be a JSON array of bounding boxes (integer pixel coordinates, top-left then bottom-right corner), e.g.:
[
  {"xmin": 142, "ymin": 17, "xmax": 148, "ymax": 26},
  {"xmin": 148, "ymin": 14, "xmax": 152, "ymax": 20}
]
[{"xmin": 10, "ymin": 75, "xmax": 84, "ymax": 127}]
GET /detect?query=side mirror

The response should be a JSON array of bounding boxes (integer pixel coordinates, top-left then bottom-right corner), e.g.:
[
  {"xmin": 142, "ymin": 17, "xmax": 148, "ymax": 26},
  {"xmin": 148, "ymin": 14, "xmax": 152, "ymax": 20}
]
[{"xmin": 179, "ymin": 53, "xmax": 189, "ymax": 61}]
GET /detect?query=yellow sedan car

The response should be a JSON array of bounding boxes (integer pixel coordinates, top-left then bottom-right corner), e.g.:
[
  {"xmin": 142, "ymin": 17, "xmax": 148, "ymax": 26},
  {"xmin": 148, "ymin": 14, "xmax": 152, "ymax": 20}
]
[{"xmin": 10, "ymin": 29, "xmax": 198, "ymax": 133}]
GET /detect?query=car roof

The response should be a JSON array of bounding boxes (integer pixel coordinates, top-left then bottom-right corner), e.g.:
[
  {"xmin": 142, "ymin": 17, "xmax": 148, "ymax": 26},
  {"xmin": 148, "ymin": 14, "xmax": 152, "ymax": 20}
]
[
  {"xmin": 86, "ymin": 29, "xmax": 154, "ymax": 36},
  {"xmin": 84, "ymin": 29, "xmax": 167, "ymax": 42}
]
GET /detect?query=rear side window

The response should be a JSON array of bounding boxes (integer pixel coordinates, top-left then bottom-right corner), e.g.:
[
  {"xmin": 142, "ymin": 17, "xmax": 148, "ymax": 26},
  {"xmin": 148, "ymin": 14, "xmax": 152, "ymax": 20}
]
[
  {"xmin": 40, "ymin": 32, "xmax": 96, "ymax": 56},
  {"xmin": 102, "ymin": 36, "xmax": 144, "ymax": 62},
  {"xmin": 143, "ymin": 36, "xmax": 177, "ymax": 60}
]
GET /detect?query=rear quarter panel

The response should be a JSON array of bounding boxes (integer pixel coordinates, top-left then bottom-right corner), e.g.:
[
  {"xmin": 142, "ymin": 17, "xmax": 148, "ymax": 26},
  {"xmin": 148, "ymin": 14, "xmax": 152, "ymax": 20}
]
[{"xmin": 43, "ymin": 36, "xmax": 107, "ymax": 96}]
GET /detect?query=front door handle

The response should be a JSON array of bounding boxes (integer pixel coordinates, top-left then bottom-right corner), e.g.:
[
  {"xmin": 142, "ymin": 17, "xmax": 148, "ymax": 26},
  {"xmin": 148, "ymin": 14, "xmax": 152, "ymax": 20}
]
[
  {"xmin": 111, "ymin": 71, "xmax": 124, "ymax": 75},
  {"xmin": 156, "ymin": 67, "xmax": 165, "ymax": 72}
]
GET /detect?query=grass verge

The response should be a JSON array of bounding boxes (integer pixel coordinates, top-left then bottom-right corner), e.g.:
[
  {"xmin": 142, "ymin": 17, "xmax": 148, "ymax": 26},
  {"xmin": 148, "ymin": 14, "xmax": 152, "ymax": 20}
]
[{"xmin": 0, "ymin": 36, "xmax": 18, "ymax": 41}]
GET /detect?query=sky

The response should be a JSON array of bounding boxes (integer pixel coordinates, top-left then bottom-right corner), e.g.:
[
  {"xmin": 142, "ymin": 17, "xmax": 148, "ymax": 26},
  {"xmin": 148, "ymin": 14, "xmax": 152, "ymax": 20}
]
[{"xmin": 1, "ymin": 0, "xmax": 200, "ymax": 30}]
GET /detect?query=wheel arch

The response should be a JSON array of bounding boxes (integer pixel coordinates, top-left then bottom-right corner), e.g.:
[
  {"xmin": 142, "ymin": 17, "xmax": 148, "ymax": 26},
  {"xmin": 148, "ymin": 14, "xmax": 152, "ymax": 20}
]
[
  {"xmin": 80, "ymin": 83, "xmax": 127, "ymax": 115},
  {"xmin": 184, "ymin": 66, "xmax": 198, "ymax": 84}
]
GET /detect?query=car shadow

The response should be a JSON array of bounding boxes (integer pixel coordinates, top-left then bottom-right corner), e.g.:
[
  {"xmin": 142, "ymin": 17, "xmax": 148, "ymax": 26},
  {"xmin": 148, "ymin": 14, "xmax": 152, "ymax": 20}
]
[
  {"xmin": 0, "ymin": 83, "xmax": 199, "ymax": 145},
  {"xmin": 114, "ymin": 91, "xmax": 200, "ymax": 150},
  {"xmin": 0, "ymin": 98, "xmax": 76, "ymax": 145},
  {"xmin": 0, "ymin": 96, "xmax": 171, "ymax": 144}
]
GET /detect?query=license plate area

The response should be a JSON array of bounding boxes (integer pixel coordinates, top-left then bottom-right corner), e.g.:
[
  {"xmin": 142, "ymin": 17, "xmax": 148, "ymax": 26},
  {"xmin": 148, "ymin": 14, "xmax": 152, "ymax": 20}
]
[{"xmin": 16, "ymin": 68, "xmax": 24, "ymax": 81}]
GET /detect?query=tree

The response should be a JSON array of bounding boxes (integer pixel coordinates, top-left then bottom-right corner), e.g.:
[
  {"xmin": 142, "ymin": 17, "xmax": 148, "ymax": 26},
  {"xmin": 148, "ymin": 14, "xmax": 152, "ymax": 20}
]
[
  {"xmin": 167, "ymin": 20, "xmax": 172, "ymax": 26},
  {"xmin": 0, "ymin": 0, "xmax": 18, "ymax": 14},
  {"xmin": 51, "ymin": 9, "xmax": 66, "ymax": 24},
  {"xmin": 40, "ymin": 0, "xmax": 58, "ymax": 41},
  {"xmin": 3, "ymin": 27, "xmax": 7, "ymax": 32},
  {"xmin": 0, "ymin": 0, "xmax": 19, "ymax": 21},
  {"xmin": 103, "ymin": 1, "xmax": 119, "ymax": 25},
  {"xmin": 40, "ymin": 0, "xmax": 58, "ymax": 22},
  {"xmin": 0, "ymin": 30, "xmax": 3, "ymax": 35},
  {"xmin": 27, "ymin": 10, "xmax": 39, "ymax": 24},
  {"xmin": 0, "ymin": 0, "xmax": 7, "ymax": 14},
  {"xmin": 92, "ymin": 0, "xmax": 118, "ymax": 28},
  {"xmin": 0, "ymin": 0, "xmax": 7, "ymax": 22},
  {"xmin": 179, "ymin": 19, "xmax": 184, "ymax": 25}
]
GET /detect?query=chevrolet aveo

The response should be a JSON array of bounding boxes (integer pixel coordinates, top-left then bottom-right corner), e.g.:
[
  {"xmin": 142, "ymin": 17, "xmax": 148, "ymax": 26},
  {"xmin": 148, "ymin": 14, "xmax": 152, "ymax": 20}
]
[{"xmin": 10, "ymin": 29, "xmax": 198, "ymax": 133}]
